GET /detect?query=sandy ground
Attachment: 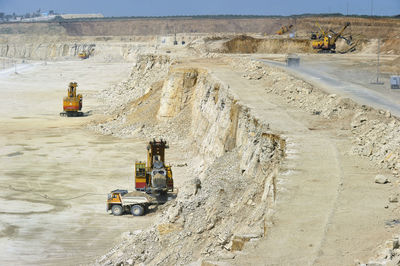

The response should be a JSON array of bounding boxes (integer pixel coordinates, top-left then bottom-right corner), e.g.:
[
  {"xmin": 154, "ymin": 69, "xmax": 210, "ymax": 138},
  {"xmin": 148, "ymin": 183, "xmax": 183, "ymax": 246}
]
[{"xmin": 0, "ymin": 59, "xmax": 161, "ymax": 265}]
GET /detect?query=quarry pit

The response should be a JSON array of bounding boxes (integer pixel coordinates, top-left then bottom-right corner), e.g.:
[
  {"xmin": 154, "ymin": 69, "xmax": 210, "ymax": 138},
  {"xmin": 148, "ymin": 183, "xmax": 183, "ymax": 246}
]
[{"xmin": 0, "ymin": 16, "xmax": 400, "ymax": 266}]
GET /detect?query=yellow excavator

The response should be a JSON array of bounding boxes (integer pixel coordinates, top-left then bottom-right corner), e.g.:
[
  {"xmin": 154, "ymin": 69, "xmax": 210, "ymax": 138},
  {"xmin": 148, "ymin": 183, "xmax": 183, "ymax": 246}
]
[
  {"xmin": 77, "ymin": 44, "xmax": 95, "ymax": 59},
  {"xmin": 106, "ymin": 139, "xmax": 176, "ymax": 216},
  {"xmin": 78, "ymin": 52, "xmax": 89, "ymax": 59},
  {"xmin": 276, "ymin": 24, "xmax": 293, "ymax": 35},
  {"xmin": 312, "ymin": 22, "xmax": 352, "ymax": 53},
  {"xmin": 60, "ymin": 82, "xmax": 83, "ymax": 117}
]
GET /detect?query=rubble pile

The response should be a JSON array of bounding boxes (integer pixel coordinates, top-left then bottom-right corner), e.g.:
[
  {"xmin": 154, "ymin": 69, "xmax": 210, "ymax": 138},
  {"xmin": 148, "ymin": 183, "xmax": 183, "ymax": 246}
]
[
  {"xmin": 232, "ymin": 57, "xmax": 400, "ymax": 175},
  {"xmin": 99, "ymin": 144, "xmax": 279, "ymax": 265},
  {"xmin": 97, "ymin": 54, "xmax": 173, "ymax": 114},
  {"xmin": 359, "ymin": 235, "xmax": 400, "ymax": 266},
  {"xmin": 350, "ymin": 110, "xmax": 400, "ymax": 175}
]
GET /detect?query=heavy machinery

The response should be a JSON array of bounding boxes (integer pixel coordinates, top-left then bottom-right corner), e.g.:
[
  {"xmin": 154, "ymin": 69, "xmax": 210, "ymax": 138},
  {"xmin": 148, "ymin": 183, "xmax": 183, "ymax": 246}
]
[
  {"xmin": 310, "ymin": 22, "xmax": 325, "ymax": 40},
  {"xmin": 310, "ymin": 32, "xmax": 318, "ymax": 40},
  {"xmin": 107, "ymin": 139, "xmax": 175, "ymax": 216},
  {"xmin": 77, "ymin": 44, "xmax": 95, "ymax": 59},
  {"xmin": 107, "ymin": 190, "xmax": 157, "ymax": 216},
  {"xmin": 276, "ymin": 24, "xmax": 293, "ymax": 35},
  {"xmin": 135, "ymin": 139, "xmax": 173, "ymax": 193},
  {"xmin": 286, "ymin": 54, "xmax": 300, "ymax": 67},
  {"xmin": 312, "ymin": 22, "xmax": 351, "ymax": 53},
  {"xmin": 60, "ymin": 82, "xmax": 83, "ymax": 117},
  {"xmin": 78, "ymin": 51, "xmax": 89, "ymax": 59},
  {"xmin": 391, "ymin": 76, "xmax": 400, "ymax": 89}
]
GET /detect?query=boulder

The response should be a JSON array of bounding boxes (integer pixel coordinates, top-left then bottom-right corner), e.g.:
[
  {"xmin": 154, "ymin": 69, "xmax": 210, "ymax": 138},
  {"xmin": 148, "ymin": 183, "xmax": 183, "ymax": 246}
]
[
  {"xmin": 375, "ymin": 175, "xmax": 390, "ymax": 184},
  {"xmin": 389, "ymin": 194, "xmax": 399, "ymax": 203}
]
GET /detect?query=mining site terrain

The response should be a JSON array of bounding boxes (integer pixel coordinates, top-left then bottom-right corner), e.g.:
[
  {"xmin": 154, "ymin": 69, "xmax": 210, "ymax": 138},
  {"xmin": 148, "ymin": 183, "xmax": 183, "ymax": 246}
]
[{"xmin": 0, "ymin": 16, "xmax": 399, "ymax": 265}]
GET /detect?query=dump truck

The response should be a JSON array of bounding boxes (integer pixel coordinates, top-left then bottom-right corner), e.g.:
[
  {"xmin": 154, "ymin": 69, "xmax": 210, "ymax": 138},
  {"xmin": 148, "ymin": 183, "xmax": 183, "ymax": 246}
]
[
  {"xmin": 107, "ymin": 190, "xmax": 158, "ymax": 216},
  {"xmin": 286, "ymin": 54, "xmax": 300, "ymax": 67},
  {"xmin": 60, "ymin": 82, "xmax": 83, "ymax": 117},
  {"xmin": 391, "ymin": 76, "xmax": 400, "ymax": 89}
]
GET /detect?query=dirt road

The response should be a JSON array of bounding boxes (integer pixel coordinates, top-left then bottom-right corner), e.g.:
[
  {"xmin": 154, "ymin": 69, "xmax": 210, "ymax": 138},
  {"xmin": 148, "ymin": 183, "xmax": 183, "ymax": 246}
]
[
  {"xmin": 207, "ymin": 62, "xmax": 396, "ymax": 265},
  {"xmin": 0, "ymin": 59, "xmax": 156, "ymax": 265},
  {"xmin": 256, "ymin": 54, "xmax": 400, "ymax": 116}
]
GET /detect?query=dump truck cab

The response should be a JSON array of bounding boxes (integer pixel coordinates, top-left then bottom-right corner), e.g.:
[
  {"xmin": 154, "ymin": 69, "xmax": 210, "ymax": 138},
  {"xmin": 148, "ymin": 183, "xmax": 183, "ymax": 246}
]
[{"xmin": 107, "ymin": 189, "xmax": 127, "ymax": 214}]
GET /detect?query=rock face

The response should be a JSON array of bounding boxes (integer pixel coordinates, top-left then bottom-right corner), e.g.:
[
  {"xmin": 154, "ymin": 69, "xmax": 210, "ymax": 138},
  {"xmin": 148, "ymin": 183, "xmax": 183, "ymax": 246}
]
[
  {"xmin": 0, "ymin": 35, "xmax": 158, "ymax": 60},
  {"xmin": 91, "ymin": 54, "xmax": 400, "ymax": 265},
  {"xmin": 96, "ymin": 54, "xmax": 173, "ymax": 115},
  {"xmin": 93, "ymin": 55, "xmax": 285, "ymax": 265},
  {"xmin": 157, "ymin": 68, "xmax": 199, "ymax": 119}
]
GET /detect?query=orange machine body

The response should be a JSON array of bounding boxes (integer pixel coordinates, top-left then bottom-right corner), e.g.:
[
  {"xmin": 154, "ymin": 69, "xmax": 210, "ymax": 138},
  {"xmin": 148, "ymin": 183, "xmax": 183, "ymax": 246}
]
[{"xmin": 63, "ymin": 82, "xmax": 82, "ymax": 113}]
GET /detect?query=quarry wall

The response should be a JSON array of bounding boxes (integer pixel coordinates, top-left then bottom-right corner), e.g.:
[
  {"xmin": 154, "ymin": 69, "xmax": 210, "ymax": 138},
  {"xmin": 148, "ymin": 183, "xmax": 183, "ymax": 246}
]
[
  {"xmin": 93, "ymin": 54, "xmax": 400, "ymax": 264},
  {"xmin": 91, "ymin": 55, "xmax": 285, "ymax": 265}
]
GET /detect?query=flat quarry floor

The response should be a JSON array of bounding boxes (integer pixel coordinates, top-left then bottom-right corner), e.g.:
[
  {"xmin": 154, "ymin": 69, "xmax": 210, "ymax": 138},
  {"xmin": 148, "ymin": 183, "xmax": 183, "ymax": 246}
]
[{"xmin": 0, "ymin": 59, "xmax": 156, "ymax": 265}]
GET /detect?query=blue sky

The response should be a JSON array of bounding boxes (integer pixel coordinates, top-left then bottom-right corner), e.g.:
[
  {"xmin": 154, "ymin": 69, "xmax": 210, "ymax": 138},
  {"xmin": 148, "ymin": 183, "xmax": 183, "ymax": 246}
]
[{"xmin": 0, "ymin": 0, "xmax": 399, "ymax": 16}]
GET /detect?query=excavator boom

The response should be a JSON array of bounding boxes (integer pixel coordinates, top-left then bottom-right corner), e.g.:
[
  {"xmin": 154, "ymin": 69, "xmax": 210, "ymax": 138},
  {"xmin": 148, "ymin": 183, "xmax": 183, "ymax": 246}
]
[
  {"xmin": 315, "ymin": 22, "xmax": 326, "ymax": 37},
  {"xmin": 312, "ymin": 22, "xmax": 353, "ymax": 53},
  {"xmin": 332, "ymin": 22, "xmax": 350, "ymax": 43}
]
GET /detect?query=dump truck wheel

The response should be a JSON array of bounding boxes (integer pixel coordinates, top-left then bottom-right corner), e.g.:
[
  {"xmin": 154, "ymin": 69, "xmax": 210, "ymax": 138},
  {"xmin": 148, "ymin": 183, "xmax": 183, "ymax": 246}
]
[
  {"xmin": 111, "ymin": 205, "xmax": 123, "ymax": 216},
  {"xmin": 131, "ymin": 205, "xmax": 144, "ymax": 216}
]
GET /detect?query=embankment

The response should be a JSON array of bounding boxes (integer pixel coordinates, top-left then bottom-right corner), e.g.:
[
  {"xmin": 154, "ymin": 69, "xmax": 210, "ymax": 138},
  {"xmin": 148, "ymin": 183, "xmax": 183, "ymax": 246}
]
[
  {"xmin": 91, "ymin": 55, "xmax": 285, "ymax": 265},
  {"xmin": 0, "ymin": 35, "xmax": 157, "ymax": 60},
  {"xmin": 222, "ymin": 35, "xmax": 313, "ymax": 54},
  {"xmin": 219, "ymin": 35, "xmax": 400, "ymax": 55},
  {"xmin": 91, "ymin": 53, "xmax": 400, "ymax": 265}
]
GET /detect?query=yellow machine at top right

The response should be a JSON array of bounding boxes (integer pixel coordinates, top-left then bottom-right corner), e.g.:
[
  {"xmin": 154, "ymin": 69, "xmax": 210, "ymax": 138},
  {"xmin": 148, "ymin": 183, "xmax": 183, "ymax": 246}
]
[{"xmin": 312, "ymin": 22, "xmax": 354, "ymax": 53}]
